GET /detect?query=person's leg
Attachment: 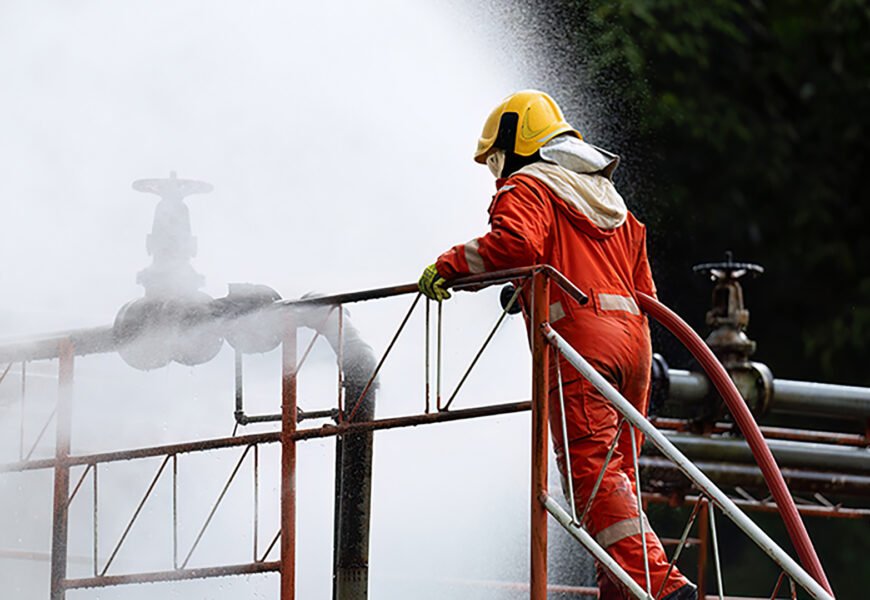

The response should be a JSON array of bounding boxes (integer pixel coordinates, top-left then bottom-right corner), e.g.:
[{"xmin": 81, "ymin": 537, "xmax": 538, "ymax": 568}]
[
  {"xmin": 596, "ymin": 561, "xmax": 629, "ymax": 600},
  {"xmin": 554, "ymin": 375, "xmax": 691, "ymax": 598}
]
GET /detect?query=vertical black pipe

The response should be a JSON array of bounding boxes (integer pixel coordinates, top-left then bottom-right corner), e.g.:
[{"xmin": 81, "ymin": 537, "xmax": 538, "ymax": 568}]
[
  {"xmin": 333, "ymin": 370, "xmax": 376, "ymax": 599},
  {"xmin": 234, "ymin": 349, "xmax": 244, "ymax": 426},
  {"xmin": 300, "ymin": 306, "xmax": 377, "ymax": 600}
]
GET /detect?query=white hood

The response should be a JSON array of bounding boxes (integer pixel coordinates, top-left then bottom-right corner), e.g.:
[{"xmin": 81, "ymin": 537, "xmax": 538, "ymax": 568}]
[{"xmin": 516, "ymin": 135, "xmax": 627, "ymax": 229}]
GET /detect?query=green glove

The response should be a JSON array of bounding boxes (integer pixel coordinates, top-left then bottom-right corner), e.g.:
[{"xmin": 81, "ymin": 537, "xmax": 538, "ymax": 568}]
[{"xmin": 418, "ymin": 263, "xmax": 452, "ymax": 301}]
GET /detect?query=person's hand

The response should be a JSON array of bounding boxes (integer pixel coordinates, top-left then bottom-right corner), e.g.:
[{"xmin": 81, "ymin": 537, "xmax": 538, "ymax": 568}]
[{"xmin": 418, "ymin": 264, "xmax": 451, "ymax": 301}]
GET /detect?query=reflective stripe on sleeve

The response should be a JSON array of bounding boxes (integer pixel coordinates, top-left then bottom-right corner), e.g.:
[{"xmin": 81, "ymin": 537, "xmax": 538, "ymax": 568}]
[
  {"xmin": 464, "ymin": 238, "xmax": 486, "ymax": 274},
  {"xmin": 595, "ymin": 513, "xmax": 651, "ymax": 548},
  {"xmin": 598, "ymin": 293, "xmax": 640, "ymax": 316}
]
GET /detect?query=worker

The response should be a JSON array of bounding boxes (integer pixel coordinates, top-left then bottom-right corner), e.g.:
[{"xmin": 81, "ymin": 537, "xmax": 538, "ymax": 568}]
[{"xmin": 418, "ymin": 90, "xmax": 697, "ymax": 600}]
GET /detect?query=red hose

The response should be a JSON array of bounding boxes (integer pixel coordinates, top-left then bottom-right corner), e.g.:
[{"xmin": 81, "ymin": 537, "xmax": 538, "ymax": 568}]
[{"xmin": 637, "ymin": 292, "xmax": 833, "ymax": 595}]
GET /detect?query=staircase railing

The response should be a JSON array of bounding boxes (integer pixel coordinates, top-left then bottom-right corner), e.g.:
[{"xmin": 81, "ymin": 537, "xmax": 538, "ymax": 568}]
[{"xmin": 523, "ymin": 267, "xmax": 834, "ymax": 599}]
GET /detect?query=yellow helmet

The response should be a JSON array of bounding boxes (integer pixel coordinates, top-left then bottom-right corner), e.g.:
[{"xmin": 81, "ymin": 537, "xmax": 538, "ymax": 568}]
[{"xmin": 474, "ymin": 90, "xmax": 582, "ymax": 164}]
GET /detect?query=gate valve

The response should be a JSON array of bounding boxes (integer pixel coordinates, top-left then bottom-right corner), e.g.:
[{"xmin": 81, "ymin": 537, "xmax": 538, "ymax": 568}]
[
  {"xmin": 693, "ymin": 252, "xmax": 773, "ymax": 418},
  {"xmin": 692, "ymin": 251, "xmax": 763, "ymax": 368},
  {"xmin": 114, "ymin": 172, "xmax": 222, "ymax": 370}
]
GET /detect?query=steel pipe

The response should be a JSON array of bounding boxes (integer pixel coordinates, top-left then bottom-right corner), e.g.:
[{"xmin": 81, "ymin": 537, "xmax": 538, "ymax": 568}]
[
  {"xmin": 64, "ymin": 561, "xmax": 280, "ymax": 589},
  {"xmin": 318, "ymin": 308, "xmax": 378, "ymax": 600},
  {"xmin": 0, "ymin": 401, "xmax": 533, "ymax": 474},
  {"xmin": 530, "ymin": 272, "xmax": 550, "ymax": 600},
  {"xmin": 657, "ymin": 433, "xmax": 870, "ymax": 474},
  {"xmin": 0, "ymin": 267, "xmax": 584, "ymax": 363},
  {"xmin": 50, "ymin": 341, "xmax": 74, "ymax": 600},
  {"xmin": 280, "ymin": 326, "xmax": 297, "ymax": 600},
  {"xmin": 772, "ymin": 379, "xmax": 870, "ymax": 418},
  {"xmin": 0, "ymin": 326, "xmax": 115, "ymax": 363},
  {"xmin": 644, "ymin": 492, "xmax": 870, "ymax": 520},
  {"xmin": 668, "ymin": 369, "xmax": 710, "ymax": 401},
  {"xmin": 652, "ymin": 417, "xmax": 867, "ymax": 447},
  {"xmin": 668, "ymin": 369, "xmax": 870, "ymax": 420},
  {"xmin": 641, "ymin": 456, "xmax": 870, "ymax": 497}
]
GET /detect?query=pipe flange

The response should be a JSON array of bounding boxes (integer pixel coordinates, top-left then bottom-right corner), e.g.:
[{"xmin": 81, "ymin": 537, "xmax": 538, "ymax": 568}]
[{"xmin": 728, "ymin": 361, "xmax": 774, "ymax": 418}]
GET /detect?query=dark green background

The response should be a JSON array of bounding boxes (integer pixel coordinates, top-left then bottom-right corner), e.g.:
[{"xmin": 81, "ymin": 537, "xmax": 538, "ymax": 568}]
[{"xmin": 533, "ymin": 1, "xmax": 870, "ymax": 597}]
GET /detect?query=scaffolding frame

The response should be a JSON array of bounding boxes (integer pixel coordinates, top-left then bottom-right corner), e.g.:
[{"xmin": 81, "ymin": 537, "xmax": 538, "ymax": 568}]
[{"xmin": 0, "ymin": 267, "xmax": 839, "ymax": 599}]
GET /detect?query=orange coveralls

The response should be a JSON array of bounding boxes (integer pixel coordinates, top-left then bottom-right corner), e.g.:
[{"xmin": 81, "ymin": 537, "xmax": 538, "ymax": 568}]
[{"xmin": 436, "ymin": 173, "xmax": 689, "ymax": 598}]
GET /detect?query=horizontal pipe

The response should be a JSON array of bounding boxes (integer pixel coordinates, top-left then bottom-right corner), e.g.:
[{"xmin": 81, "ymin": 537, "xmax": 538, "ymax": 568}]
[
  {"xmin": 653, "ymin": 417, "xmax": 867, "ymax": 447},
  {"xmin": 276, "ymin": 265, "xmax": 588, "ymax": 308},
  {"xmin": 668, "ymin": 369, "xmax": 710, "ymax": 400},
  {"xmin": 236, "ymin": 408, "xmax": 337, "ymax": 425},
  {"xmin": 641, "ymin": 456, "xmax": 870, "ymax": 496},
  {"xmin": 287, "ymin": 401, "xmax": 532, "ymax": 441},
  {"xmin": 237, "ymin": 413, "xmax": 282, "ymax": 424},
  {"xmin": 658, "ymin": 432, "xmax": 870, "ymax": 474},
  {"xmin": 644, "ymin": 493, "xmax": 870, "ymax": 520},
  {"xmin": 0, "ymin": 401, "xmax": 531, "ymax": 473},
  {"xmin": 275, "ymin": 267, "xmax": 535, "ymax": 309},
  {"xmin": 0, "ymin": 267, "xmax": 587, "ymax": 364},
  {"xmin": 669, "ymin": 369, "xmax": 870, "ymax": 419},
  {"xmin": 0, "ymin": 326, "xmax": 116, "ymax": 363},
  {"xmin": 63, "ymin": 560, "xmax": 280, "ymax": 589},
  {"xmin": 0, "ymin": 430, "xmax": 281, "ymax": 473},
  {"xmin": 773, "ymin": 379, "xmax": 870, "ymax": 418}
]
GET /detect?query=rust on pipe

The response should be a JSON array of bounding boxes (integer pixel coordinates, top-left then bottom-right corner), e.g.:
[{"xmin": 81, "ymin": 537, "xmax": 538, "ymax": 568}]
[
  {"xmin": 697, "ymin": 500, "xmax": 709, "ymax": 600},
  {"xmin": 280, "ymin": 324, "xmax": 297, "ymax": 600},
  {"xmin": 50, "ymin": 339, "xmax": 74, "ymax": 600},
  {"xmin": 530, "ymin": 271, "xmax": 550, "ymax": 600},
  {"xmin": 642, "ymin": 456, "xmax": 870, "ymax": 497},
  {"xmin": 1, "ymin": 401, "xmax": 532, "ymax": 473},
  {"xmin": 63, "ymin": 561, "xmax": 281, "ymax": 589},
  {"xmin": 644, "ymin": 491, "xmax": 870, "ymax": 520},
  {"xmin": 652, "ymin": 418, "xmax": 867, "ymax": 448}
]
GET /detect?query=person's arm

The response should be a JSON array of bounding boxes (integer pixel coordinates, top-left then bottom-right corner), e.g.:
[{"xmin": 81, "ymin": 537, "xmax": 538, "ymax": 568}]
[{"xmin": 435, "ymin": 179, "xmax": 553, "ymax": 280}]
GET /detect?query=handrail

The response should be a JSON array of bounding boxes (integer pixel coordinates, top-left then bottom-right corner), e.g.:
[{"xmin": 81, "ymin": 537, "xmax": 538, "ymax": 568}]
[
  {"xmin": 275, "ymin": 265, "xmax": 588, "ymax": 308},
  {"xmin": 544, "ymin": 324, "xmax": 834, "ymax": 600},
  {"xmin": 0, "ymin": 265, "xmax": 586, "ymax": 364},
  {"xmin": 0, "ymin": 264, "xmax": 829, "ymax": 594}
]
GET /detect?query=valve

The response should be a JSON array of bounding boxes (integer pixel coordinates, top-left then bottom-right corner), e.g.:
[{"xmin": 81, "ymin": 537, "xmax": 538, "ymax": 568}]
[
  {"xmin": 692, "ymin": 251, "xmax": 763, "ymax": 368},
  {"xmin": 115, "ymin": 172, "xmax": 223, "ymax": 370},
  {"xmin": 216, "ymin": 283, "xmax": 283, "ymax": 354}
]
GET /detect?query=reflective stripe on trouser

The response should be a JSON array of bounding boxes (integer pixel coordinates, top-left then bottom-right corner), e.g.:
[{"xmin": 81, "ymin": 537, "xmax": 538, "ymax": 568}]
[
  {"xmin": 551, "ymin": 375, "xmax": 690, "ymax": 600},
  {"xmin": 596, "ymin": 513, "xmax": 652, "ymax": 548}
]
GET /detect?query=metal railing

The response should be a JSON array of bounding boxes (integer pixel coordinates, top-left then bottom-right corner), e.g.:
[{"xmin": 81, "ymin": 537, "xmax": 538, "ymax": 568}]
[
  {"xmin": 519, "ymin": 266, "xmax": 834, "ymax": 600},
  {"xmin": 0, "ymin": 265, "xmax": 836, "ymax": 599},
  {"xmin": 0, "ymin": 266, "xmax": 573, "ymax": 599},
  {"xmin": 544, "ymin": 325, "xmax": 832, "ymax": 599}
]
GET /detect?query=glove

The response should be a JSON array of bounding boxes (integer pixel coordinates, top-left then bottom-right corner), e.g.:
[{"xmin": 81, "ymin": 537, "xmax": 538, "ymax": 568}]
[{"xmin": 418, "ymin": 263, "xmax": 452, "ymax": 301}]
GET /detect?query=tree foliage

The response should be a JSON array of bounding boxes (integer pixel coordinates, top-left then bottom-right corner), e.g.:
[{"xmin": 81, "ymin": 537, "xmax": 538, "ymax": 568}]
[{"xmin": 555, "ymin": 0, "xmax": 870, "ymax": 385}]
